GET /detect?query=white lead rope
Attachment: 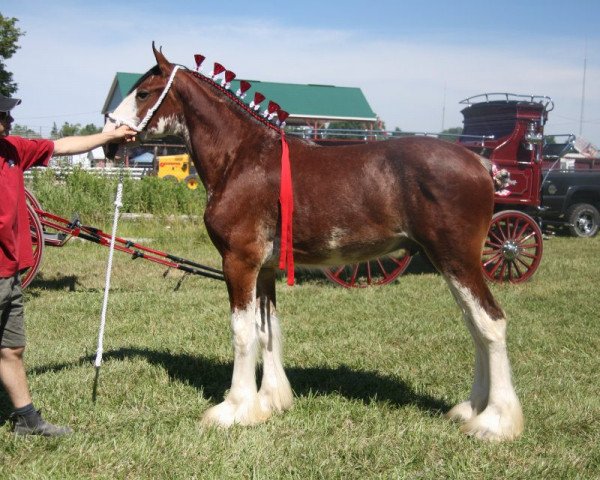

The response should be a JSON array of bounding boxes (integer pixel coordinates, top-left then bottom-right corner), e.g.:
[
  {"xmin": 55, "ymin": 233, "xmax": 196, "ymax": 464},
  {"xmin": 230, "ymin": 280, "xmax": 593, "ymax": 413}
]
[{"xmin": 94, "ymin": 179, "xmax": 124, "ymax": 368}]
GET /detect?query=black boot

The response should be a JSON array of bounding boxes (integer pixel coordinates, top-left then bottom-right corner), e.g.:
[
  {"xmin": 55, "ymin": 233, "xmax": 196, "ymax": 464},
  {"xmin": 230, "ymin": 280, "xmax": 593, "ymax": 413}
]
[{"xmin": 9, "ymin": 409, "xmax": 73, "ymax": 437}]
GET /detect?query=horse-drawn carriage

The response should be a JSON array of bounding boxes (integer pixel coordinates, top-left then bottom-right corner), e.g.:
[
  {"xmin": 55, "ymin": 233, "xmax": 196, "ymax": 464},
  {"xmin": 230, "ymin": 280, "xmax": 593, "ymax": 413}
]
[{"xmin": 323, "ymin": 92, "xmax": 551, "ymax": 286}]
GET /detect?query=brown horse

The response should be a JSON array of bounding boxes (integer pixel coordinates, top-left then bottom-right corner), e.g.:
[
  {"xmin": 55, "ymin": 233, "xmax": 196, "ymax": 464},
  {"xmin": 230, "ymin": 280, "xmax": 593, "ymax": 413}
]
[{"xmin": 104, "ymin": 46, "xmax": 523, "ymax": 441}]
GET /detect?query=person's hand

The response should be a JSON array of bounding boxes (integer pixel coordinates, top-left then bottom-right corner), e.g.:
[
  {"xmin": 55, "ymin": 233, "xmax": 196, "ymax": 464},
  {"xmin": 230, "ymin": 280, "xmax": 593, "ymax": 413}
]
[{"xmin": 109, "ymin": 125, "xmax": 138, "ymax": 143}]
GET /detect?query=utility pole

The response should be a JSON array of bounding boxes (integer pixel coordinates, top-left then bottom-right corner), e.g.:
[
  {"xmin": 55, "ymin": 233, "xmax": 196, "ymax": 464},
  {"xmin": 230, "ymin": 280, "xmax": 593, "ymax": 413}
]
[
  {"xmin": 441, "ymin": 83, "xmax": 447, "ymax": 132},
  {"xmin": 579, "ymin": 39, "xmax": 587, "ymax": 137}
]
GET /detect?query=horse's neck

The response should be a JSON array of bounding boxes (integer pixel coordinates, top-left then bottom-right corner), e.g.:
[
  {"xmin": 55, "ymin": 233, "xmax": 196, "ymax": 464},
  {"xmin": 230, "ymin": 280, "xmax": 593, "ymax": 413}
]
[{"xmin": 176, "ymin": 75, "xmax": 277, "ymax": 194}]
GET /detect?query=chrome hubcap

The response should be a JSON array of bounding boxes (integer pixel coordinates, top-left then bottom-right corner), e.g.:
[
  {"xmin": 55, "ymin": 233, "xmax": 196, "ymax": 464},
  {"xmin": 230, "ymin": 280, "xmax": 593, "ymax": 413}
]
[{"xmin": 502, "ymin": 241, "xmax": 520, "ymax": 261}]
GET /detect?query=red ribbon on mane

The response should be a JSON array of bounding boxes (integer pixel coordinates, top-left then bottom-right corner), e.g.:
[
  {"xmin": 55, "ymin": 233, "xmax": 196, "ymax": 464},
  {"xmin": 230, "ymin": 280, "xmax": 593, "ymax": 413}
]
[{"xmin": 279, "ymin": 133, "xmax": 294, "ymax": 285}]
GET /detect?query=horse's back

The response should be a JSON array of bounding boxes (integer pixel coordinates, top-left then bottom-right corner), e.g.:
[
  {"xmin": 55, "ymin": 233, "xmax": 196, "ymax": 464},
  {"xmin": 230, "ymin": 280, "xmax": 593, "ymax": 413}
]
[{"xmin": 288, "ymin": 136, "xmax": 494, "ymax": 266}]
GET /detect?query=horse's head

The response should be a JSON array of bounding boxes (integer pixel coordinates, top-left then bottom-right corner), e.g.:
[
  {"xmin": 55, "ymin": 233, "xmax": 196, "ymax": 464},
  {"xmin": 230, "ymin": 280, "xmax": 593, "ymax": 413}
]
[{"xmin": 103, "ymin": 45, "xmax": 186, "ymax": 158}]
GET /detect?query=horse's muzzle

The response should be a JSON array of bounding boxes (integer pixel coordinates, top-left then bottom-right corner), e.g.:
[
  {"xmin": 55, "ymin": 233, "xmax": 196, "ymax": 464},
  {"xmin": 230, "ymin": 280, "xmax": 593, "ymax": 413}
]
[{"xmin": 104, "ymin": 143, "xmax": 120, "ymax": 160}]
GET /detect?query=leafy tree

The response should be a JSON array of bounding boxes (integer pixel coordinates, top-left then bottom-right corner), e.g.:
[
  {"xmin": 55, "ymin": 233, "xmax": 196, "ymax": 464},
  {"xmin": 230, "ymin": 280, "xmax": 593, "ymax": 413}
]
[
  {"xmin": 324, "ymin": 120, "xmax": 381, "ymax": 140},
  {"xmin": 79, "ymin": 123, "xmax": 102, "ymax": 135},
  {"xmin": 11, "ymin": 124, "xmax": 40, "ymax": 138},
  {"xmin": 50, "ymin": 122, "xmax": 59, "ymax": 139},
  {"xmin": 439, "ymin": 126, "xmax": 463, "ymax": 143},
  {"xmin": 0, "ymin": 14, "xmax": 25, "ymax": 96},
  {"xmin": 51, "ymin": 121, "xmax": 102, "ymax": 138}
]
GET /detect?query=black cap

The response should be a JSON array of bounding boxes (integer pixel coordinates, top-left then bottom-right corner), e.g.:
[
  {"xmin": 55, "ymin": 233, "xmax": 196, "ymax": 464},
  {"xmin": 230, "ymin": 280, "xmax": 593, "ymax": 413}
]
[{"xmin": 0, "ymin": 94, "xmax": 21, "ymax": 112}]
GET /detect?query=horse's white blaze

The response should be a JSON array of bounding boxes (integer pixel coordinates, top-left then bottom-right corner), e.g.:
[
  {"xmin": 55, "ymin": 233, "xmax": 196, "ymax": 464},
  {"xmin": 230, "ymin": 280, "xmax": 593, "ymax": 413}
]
[
  {"xmin": 446, "ymin": 279, "xmax": 523, "ymax": 440},
  {"xmin": 104, "ymin": 90, "xmax": 139, "ymax": 132}
]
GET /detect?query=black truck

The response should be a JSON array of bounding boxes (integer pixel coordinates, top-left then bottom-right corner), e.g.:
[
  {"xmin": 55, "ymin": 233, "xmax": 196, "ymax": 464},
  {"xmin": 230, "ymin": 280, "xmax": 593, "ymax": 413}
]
[{"xmin": 540, "ymin": 142, "xmax": 600, "ymax": 237}]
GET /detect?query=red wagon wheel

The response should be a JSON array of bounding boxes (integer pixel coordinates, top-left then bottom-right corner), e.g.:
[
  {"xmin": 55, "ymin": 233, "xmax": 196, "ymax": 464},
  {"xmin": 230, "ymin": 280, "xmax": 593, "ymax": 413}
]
[
  {"xmin": 482, "ymin": 210, "xmax": 543, "ymax": 284},
  {"xmin": 21, "ymin": 202, "xmax": 45, "ymax": 289},
  {"xmin": 323, "ymin": 253, "xmax": 412, "ymax": 288}
]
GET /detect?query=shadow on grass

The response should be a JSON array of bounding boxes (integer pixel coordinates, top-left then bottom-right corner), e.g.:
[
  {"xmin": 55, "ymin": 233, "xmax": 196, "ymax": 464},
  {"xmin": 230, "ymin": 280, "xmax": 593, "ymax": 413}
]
[
  {"xmin": 26, "ymin": 273, "xmax": 80, "ymax": 295},
  {"xmin": 21, "ymin": 347, "xmax": 450, "ymax": 418},
  {"xmin": 0, "ymin": 390, "xmax": 14, "ymax": 426}
]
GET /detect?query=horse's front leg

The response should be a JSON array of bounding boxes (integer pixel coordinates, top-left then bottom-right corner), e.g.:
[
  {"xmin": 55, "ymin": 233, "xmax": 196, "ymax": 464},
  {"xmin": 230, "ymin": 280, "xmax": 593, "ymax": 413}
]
[
  {"xmin": 256, "ymin": 268, "xmax": 294, "ymax": 415},
  {"xmin": 202, "ymin": 255, "xmax": 268, "ymax": 428}
]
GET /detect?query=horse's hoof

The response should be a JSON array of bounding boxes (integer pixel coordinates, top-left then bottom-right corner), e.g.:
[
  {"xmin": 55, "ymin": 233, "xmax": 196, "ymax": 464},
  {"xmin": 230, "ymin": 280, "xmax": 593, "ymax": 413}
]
[
  {"xmin": 201, "ymin": 398, "xmax": 270, "ymax": 428},
  {"xmin": 459, "ymin": 404, "xmax": 524, "ymax": 441},
  {"xmin": 446, "ymin": 401, "xmax": 476, "ymax": 424},
  {"xmin": 258, "ymin": 384, "xmax": 294, "ymax": 414}
]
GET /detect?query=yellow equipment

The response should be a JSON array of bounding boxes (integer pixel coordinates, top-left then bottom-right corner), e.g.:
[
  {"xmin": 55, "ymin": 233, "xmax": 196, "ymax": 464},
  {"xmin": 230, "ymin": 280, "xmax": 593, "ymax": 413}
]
[{"xmin": 157, "ymin": 153, "xmax": 200, "ymax": 190}]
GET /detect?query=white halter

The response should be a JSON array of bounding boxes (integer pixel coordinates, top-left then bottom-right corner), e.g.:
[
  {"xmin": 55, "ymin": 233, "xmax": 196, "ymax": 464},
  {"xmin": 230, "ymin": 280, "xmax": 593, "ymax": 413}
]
[{"xmin": 108, "ymin": 65, "xmax": 182, "ymax": 132}]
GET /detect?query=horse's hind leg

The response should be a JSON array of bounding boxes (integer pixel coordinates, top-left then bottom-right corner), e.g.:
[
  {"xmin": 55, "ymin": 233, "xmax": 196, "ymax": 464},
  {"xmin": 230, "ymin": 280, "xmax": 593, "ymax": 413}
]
[
  {"xmin": 202, "ymin": 255, "xmax": 268, "ymax": 428},
  {"xmin": 428, "ymin": 245, "xmax": 523, "ymax": 441},
  {"xmin": 256, "ymin": 268, "xmax": 294, "ymax": 415}
]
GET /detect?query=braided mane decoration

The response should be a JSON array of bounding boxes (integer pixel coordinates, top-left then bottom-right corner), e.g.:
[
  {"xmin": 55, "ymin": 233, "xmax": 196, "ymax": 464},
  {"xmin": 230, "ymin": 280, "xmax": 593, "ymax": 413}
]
[
  {"xmin": 189, "ymin": 55, "xmax": 295, "ymax": 285},
  {"xmin": 189, "ymin": 56, "xmax": 290, "ymax": 134}
]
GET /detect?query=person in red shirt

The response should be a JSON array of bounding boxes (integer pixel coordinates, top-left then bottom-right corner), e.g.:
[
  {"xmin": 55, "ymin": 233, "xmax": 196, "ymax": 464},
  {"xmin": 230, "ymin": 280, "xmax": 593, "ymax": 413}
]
[{"xmin": 0, "ymin": 93, "xmax": 136, "ymax": 436}]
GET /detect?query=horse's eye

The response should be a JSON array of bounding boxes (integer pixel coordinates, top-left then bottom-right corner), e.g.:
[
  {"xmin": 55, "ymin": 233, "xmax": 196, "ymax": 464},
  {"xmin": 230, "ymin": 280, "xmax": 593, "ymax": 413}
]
[{"xmin": 136, "ymin": 91, "xmax": 150, "ymax": 101}]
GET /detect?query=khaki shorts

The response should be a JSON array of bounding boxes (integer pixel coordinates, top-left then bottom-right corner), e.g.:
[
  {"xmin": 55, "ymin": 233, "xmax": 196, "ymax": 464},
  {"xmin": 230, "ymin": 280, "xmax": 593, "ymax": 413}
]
[{"xmin": 0, "ymin": 274, "xmax": 26, "ymax": 348}]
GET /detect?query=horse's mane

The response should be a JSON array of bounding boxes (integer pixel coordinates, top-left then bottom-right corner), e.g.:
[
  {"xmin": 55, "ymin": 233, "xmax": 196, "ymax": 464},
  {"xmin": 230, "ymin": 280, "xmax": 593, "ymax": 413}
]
[
  {"xmin": 187, "ymin": 68, "xmax": 284, "ymax": 134},
  {"xmin": 132, "ymin": 62, "xmax": 286, "ymax": 135},
  {"xmin": 129, "ymin": 65, "xmax": 162, "ymax": 93}
]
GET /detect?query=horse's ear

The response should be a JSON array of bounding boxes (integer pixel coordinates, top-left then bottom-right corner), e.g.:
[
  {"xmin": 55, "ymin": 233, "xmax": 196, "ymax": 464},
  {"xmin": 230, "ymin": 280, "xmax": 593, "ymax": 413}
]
[{"xmin": 152, "ymin": 41, "xmax": 171, "ymax": 75}]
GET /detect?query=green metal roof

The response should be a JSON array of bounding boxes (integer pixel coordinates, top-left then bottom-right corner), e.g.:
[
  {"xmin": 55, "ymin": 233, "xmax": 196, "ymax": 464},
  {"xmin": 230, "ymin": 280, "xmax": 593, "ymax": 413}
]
[
  {"xmin": 101, "ymin": 72, "xmax": 142, "ymax": 114},
  {"xmin": 102, "ymin": 72, "xmax": 377, "ymax": 124}
]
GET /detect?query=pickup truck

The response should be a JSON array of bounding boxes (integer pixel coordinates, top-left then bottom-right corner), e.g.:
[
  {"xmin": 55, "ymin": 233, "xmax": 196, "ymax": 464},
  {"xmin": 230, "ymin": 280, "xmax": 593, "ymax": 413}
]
[{"xmin": 540, "ymin": 148, "xmax": 600, "ymax": 237}]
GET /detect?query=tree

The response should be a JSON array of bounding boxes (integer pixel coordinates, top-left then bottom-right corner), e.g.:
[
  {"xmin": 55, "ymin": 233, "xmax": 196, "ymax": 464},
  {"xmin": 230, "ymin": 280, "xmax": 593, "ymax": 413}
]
[
  {"xmin": 79, "ymin": 123, "xmax": 102, "ymax": 135},
  {"xmin": 439, "ymin": 126, "xmax": 463, "ymax": 143},
  {"xmin": 0, "ymin": 14, "xmax": 25, "ymax": 96},
  {"xmin": 11, "ymin": 124, "xmax": 40, "ymax": 138},
  {"xmin": 52, "ymin": 122, "xmax": 102, "ymax": 138},
  {"xmin": 50, "ymin": 122, "xmax": 59, "ymax": 139}
]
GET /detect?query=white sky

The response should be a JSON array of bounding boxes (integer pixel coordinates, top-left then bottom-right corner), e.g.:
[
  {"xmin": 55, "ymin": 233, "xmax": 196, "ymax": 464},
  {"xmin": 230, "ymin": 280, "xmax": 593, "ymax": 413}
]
[{"xmin": 3, "ymin": 0, "xmax": 600, "ymax": 145}]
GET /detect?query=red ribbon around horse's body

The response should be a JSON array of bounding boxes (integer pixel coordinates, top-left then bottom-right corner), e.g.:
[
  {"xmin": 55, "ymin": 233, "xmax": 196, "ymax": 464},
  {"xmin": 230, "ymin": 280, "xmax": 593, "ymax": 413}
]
[{"xmin": 279, "ymin": 133, "xmax": 295, "ymax": 285}]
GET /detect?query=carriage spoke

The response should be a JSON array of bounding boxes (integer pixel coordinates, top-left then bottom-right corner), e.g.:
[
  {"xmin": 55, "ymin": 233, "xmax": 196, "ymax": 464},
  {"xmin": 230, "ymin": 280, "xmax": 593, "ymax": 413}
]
[
  {"xmin": 489, "ymin": 230, "xmax": 505, "ymax": 245},
  {"xmin": 514, "ymin": 221, "xmax": 529, "ymax": 240},
  {"xmin": 349, "ymin": 264, "xmax": 360, "ymax": 287},
  {"xmin": 516, "ymin": 231, "xmax": 537, "ymax": 244},
  {"xmin": 499, "ymin": 259, "xmax": 508, "ymax": 279},
  {"xmin": 518, "ymin": 250, "xmax": 539, "ymax": 260},
  {"xmin": 488, "ymin": 255, "xmax": 505, "ymax": 277},
  {"xmin": 506, "ymin": 261, "xmax": 514, "ymax": 281},
  {"xmin": 516, "ymin": 256, "xmax": 533, "ymax": 270},
  {"xmin": 485, "ymin": 238, "xmax": 504, "ymax": 249},
  {"xmin": 501, "ymin": 220, "xmax": 512, "ymax": 241},
  {"xmin": 512, "ymin": 259, "xmax": 524, "ymax": 279},
  {"xmin": 483, "ymin": 251, "xmax": 503, "ymax": 268},
  {"xmin": 376, "ymin": 258, "xmax": 388, "ymax": 276}
]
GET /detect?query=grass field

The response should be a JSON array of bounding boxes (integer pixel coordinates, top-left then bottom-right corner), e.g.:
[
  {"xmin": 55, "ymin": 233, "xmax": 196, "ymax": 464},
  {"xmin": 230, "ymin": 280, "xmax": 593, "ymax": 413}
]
[{"xmin": 1, "ymin": 211, "xmax": 599, "ymax": 479}]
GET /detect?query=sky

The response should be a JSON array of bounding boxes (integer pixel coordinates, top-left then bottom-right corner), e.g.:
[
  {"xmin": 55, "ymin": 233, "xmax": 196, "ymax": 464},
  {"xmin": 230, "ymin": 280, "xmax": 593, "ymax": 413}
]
[{"xmin": 3, "ymin": 0, "xmax": 600, "ymax": 145}]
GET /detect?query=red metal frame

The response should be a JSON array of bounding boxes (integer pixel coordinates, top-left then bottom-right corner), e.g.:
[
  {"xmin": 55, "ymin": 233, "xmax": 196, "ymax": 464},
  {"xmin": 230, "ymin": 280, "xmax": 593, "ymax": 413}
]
[{"xmin": 23, "ymin": 189, "xmax": 224, "ymax": 288}]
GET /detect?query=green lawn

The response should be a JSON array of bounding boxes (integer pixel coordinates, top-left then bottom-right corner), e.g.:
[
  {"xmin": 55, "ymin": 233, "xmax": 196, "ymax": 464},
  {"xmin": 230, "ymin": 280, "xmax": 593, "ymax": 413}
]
[{"xmin": 1, "ymin": 215, "xmax": 598, "ymax": 479}]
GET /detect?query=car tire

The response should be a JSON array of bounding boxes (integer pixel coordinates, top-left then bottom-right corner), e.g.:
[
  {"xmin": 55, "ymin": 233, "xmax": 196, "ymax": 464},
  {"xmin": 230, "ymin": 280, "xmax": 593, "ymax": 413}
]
[{"xmin": 566, "ymin": 203, "xmax": 600, "ymax": 238}]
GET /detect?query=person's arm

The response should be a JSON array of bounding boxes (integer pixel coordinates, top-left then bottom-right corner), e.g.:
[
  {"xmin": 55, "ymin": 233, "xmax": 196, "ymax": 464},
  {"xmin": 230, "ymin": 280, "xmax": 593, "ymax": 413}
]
[{"xmin": 52, "ymin": 125, "xmax": 137, "ymax": 156}]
